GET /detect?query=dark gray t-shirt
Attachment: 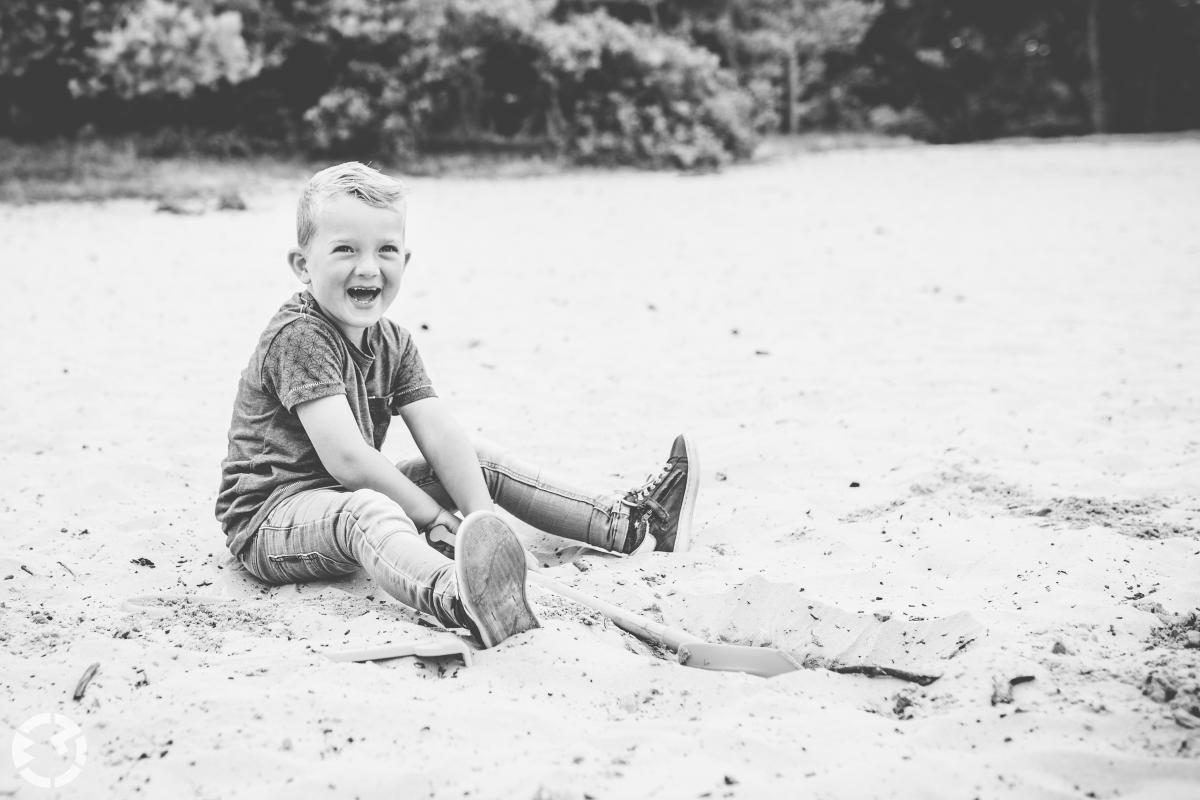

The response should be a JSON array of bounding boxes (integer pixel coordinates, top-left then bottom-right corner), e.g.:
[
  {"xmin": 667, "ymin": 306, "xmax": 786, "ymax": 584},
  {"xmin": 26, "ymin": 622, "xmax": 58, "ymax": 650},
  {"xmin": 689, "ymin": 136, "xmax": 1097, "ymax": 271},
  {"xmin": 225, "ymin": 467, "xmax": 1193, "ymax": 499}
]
[{"xmin": 215, "ymin": 290, "xmax": 436, "ymax": 555}]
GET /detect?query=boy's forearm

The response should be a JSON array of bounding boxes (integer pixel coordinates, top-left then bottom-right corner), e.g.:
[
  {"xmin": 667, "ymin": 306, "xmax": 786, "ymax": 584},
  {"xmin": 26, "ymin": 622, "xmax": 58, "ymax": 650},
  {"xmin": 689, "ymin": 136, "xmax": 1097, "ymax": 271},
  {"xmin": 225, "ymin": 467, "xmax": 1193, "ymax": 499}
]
[
  {"xmin": 422, "ymin": 425, "xmax": 494, "ymax": 516},
  {"xmin": 402, "ymin": 400, "xmax": 493, "ymax": 516},
  {"xmin": 336, "ymin": 447, "xmax": 444, "ymax": 531}
]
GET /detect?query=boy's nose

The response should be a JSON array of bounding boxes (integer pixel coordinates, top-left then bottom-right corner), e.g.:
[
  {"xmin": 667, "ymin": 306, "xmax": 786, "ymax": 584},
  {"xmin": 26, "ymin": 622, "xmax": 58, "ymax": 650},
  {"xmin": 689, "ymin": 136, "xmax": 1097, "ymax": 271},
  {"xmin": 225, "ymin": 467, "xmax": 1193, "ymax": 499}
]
[{"xmin": 354, "ymin": 256, "xmax": 381, "ymax": 276}]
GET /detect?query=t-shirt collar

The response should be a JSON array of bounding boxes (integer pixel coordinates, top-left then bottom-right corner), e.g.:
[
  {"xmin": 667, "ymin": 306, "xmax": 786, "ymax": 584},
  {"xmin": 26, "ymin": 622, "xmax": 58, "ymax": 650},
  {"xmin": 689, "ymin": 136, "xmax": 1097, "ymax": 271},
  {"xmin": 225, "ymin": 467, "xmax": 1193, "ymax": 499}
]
[{"xmin": 300, "ymin": 289, "xmax": 377, "ymax": 367}]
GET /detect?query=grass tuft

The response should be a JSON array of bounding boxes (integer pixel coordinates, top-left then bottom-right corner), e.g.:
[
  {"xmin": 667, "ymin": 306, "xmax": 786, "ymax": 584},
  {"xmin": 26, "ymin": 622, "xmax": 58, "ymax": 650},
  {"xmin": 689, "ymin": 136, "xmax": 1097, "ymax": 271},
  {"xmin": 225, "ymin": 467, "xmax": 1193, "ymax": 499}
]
[{"xmin": 0, "ymin": 137, "xmax": 313, "ymax": 204}]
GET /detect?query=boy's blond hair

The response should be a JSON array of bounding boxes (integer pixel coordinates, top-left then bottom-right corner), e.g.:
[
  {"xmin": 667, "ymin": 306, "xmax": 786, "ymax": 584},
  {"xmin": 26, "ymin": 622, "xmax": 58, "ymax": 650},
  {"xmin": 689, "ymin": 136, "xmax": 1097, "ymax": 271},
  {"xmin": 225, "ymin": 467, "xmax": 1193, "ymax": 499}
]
[{"xmin": 296, "ymin": 162, "xmax": 407, "ymax": 250}]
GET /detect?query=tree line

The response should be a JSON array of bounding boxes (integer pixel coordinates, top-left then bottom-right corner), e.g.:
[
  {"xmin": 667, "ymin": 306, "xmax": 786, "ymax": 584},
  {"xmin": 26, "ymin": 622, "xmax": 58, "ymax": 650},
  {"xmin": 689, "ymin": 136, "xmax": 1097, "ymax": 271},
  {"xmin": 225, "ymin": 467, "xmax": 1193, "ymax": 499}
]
[{"xmin": 1, "ymin": 0, "xmax": 1197, "ymax": 168}]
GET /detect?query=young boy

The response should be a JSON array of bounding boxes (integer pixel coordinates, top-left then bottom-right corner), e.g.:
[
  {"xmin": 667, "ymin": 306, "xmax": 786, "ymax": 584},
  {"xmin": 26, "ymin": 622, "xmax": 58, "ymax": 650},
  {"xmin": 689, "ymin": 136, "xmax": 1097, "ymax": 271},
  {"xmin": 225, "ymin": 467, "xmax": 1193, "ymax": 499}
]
[{"xmin": 215, "ymin": 162, "xmax": 698, "ymax": 648}]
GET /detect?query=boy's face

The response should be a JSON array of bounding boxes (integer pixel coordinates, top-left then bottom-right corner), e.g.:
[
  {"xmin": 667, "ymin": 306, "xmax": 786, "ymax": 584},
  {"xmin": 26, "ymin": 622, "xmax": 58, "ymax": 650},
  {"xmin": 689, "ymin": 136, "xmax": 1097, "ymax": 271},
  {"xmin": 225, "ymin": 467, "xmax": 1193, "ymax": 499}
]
[{"xmin": 288, "ymin": 194, "xmax": 408, "ymax": 344}]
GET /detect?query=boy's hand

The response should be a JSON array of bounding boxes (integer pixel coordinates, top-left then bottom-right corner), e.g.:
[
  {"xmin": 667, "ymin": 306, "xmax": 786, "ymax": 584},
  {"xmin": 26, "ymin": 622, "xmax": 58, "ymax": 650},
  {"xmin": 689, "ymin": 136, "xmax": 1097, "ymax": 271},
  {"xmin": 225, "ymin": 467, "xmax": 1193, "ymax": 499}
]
[
  {"xmin": 423, "ymin": 508, "xmax": 537, "ymax": 569},
  {"xmin": 295, "ymin": 394, "xmax": 444, "ymax": 529},
  {"xmin": 399, "ymin": 397, "xmax": 495, "ymax": 517},
  {"xmin": 425, "ymin": 508, "xmax": 460, "ymax": 535}
]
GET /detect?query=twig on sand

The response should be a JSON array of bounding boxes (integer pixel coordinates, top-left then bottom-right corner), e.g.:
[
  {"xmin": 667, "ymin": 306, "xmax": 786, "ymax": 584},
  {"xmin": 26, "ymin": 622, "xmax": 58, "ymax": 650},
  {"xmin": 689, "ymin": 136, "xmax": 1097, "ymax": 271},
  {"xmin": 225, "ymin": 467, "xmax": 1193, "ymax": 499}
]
[
  {"xmin": 19, "ymin": 565, "xmax": 33, "ymax": 576},
  {"xmin": 73, "ymin": 662, "xmax": 100, "ymax": 701},
  {"xmin": 830, "ymin": 664, "xmax": 939, "ymax": 686},
  {"xmin": 57, "ymin": 561, "xmax": 76, "ymax": 577}
]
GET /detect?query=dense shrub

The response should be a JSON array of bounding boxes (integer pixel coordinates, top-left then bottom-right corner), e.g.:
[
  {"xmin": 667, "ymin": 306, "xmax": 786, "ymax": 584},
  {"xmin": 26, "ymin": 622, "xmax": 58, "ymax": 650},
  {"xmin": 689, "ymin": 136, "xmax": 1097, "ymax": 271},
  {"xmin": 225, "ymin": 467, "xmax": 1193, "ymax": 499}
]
[
  {"xmin": 293, "ymin": 0, "xmax": 767, "ymax": 167},
  {"xmin": 540, "ymin": 11, "xmax": 772, "ymax": 166},
  {"xmin": 856, "ymin": 0, "xmax": 1095, "ymax": 141},
  {"xmin": 3, "ymin": 0, "xmax": 765, "ymax": 165},
  {"xmin": 0, "ymin": 1, "xmax": 133, "ymax": 78},
  {"xmin": 0, "ymin": 1, "xmax": 136, "ymax": 134},
  {"xmin": 581, "ymin": 0, "xmax": 881, "ymax": 132},
  {"xmin": 292, "ymin": 0, "xmax": 524, "ymax": 157},
  {"xmin": 858, "ymin": 0, "xmax": 1200, "ymax": 141},
  {"xmin": 3, "ymin": 0, "xmax": 1197, "ymax": 160},
  {"xmin": 786, "ymin": 0, "xmax": 882, "ymax": 130},
  {"xmin": 76, "ymin": 0, "xmax": 264, "ymax": 100}
]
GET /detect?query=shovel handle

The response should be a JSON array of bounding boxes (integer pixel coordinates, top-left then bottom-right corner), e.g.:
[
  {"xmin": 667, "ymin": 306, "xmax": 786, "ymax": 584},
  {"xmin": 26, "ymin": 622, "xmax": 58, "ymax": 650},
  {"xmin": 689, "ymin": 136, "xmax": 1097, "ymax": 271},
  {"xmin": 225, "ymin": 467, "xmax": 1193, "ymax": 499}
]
[{"xmin": 529, "ymin": 571, "xmax": 704, "ymax": 653}]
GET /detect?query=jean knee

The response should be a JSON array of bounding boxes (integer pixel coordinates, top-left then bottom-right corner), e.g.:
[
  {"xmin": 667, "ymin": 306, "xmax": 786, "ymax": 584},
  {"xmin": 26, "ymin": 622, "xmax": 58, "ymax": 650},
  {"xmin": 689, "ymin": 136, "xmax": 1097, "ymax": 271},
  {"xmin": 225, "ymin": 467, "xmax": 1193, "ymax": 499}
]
[
  {"xmin": 345, "ymin": 487, "xmax": 390, "ymax": 511},
  {"xmin": 471, "ymin": 435, "xmax": 508, "ymax": 467},
  {"xmin": 344, "ymin": 489, "xmax": 417, "ymax": 533}
]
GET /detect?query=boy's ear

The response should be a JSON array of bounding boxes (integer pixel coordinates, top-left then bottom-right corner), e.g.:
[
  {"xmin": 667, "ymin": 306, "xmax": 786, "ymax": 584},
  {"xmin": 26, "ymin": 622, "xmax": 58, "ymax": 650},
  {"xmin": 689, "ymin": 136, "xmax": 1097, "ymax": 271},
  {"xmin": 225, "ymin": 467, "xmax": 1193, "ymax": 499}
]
[{"xmin": 287, "ymin": 248, "xmax": 311, "ymax": 284}]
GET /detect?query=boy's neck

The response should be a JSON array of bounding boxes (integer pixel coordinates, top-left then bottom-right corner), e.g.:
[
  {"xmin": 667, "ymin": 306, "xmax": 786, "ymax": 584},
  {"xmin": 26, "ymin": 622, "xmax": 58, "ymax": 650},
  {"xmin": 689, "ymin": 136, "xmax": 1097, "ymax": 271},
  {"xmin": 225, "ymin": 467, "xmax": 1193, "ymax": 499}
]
[{"xmin": 303, "ymin": 290, "xmax": 371, "ymax": 352}]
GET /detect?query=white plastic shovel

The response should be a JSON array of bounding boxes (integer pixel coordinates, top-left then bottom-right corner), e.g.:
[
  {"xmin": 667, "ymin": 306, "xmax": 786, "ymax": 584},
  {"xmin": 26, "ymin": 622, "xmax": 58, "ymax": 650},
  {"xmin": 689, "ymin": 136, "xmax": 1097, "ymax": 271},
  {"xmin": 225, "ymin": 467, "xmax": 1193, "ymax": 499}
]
[{"xmin": 326, "ymin": 633, "xmax": 473, "ymax": 666}]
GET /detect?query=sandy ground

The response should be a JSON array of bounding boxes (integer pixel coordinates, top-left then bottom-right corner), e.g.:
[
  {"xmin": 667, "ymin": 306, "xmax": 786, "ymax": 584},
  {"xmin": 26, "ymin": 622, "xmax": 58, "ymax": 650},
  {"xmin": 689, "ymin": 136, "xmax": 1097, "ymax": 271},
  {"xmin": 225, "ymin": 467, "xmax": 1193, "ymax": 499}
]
[{"xmin": 1, "ymin": 138, "xmax": 1199, "ymax": 799}]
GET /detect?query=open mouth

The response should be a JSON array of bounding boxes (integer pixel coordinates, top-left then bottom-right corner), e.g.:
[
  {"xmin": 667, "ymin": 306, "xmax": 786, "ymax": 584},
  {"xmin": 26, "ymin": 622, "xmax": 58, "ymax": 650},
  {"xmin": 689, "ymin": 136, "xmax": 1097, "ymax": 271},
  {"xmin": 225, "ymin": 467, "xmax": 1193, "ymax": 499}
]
[{"xmin": 347, "ymin": 286, "xmax": 382, "ymax": 305}]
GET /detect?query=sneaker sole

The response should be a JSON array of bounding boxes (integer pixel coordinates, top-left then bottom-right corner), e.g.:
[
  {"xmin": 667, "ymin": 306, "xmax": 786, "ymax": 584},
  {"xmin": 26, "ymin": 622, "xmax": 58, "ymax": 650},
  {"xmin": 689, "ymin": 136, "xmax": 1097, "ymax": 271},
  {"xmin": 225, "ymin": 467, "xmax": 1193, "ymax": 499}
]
[
  {"xmin": 669, "ymin": 434, "xmax": 701, "ymax": 553},
  {"xmin": 455, "ymin": 511, "xmax": 539, "ymax": 648}
]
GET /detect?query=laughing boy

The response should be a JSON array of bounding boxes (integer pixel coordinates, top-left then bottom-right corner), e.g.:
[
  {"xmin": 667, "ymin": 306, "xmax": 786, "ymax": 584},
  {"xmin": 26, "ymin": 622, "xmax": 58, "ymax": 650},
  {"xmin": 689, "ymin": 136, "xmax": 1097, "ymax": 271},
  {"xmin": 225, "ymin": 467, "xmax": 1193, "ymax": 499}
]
[{"xmin": 215, "ymin": 162, "xmax": 699, "ymax": 647}]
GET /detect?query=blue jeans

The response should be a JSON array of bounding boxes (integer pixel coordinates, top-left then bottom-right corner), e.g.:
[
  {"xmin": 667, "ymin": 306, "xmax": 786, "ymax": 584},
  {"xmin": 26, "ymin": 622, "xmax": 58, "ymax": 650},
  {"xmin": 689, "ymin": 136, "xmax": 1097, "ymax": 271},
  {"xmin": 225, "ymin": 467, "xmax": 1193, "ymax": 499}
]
[{"xmin": 238, "ymin": 438, "xmax": 631, "ymax": 627}]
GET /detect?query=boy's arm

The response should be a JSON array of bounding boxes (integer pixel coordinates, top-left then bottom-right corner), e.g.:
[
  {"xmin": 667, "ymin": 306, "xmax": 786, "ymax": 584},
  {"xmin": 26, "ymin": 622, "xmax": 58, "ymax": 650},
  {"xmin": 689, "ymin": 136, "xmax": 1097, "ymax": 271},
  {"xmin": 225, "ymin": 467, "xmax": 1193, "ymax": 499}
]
[
  {"xmin": 296, "ymin": 394, "xmax": 445, "ymax": 531},
  {"xmin": 398, "ymin": 397, "xmax": 494, "ymax": 517}
]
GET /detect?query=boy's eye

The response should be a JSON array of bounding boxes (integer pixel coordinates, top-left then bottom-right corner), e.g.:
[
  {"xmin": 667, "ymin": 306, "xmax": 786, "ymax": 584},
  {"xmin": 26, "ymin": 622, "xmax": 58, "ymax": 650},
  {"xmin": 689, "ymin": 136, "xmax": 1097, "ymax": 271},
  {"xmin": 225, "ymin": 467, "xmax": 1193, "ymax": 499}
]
[
  {"xmin": 380, "ymin": 245, "xmax": 399, "ymax": 254},
  {"xmin": 333, "ymin": 245, "xmax": 354, "ymax": 254}
]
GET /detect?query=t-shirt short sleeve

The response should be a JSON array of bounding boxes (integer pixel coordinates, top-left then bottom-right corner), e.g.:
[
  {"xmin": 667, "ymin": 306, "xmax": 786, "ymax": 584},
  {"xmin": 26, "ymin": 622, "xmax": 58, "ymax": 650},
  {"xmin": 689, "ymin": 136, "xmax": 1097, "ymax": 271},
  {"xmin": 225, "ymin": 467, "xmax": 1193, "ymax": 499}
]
[
  {"xmin": 262, "ymin": 320, "xmax": 347, "ymax": 411},
  {"xmin": 390, "ymin": 332, "xmax": 436, "ymax": 411}
]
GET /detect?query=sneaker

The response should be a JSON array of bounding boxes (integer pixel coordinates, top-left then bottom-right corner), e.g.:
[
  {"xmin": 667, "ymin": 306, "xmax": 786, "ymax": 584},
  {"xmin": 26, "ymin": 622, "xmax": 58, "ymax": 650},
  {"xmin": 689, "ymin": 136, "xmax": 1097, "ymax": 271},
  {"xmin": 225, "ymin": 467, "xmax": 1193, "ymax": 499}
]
[
  {"xmin": 454, "ymin": 511, "xmax": 539, "ymax": 648},
  {"xmin": 622, "ymin": 434, "xmax": 700, "ymax": 553}
]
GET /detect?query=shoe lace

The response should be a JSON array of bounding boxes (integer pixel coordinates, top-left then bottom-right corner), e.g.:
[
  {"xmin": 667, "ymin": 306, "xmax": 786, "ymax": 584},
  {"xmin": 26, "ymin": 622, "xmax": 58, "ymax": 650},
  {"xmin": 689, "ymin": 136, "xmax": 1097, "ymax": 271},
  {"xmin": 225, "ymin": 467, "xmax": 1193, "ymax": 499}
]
[
  {"xmin": 623, "ymin": 464, "xmax": 672, "ymax": 524},
  {"xmin": 625, "ymin": 463, "xmax": 667, "ymax": 504}
]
